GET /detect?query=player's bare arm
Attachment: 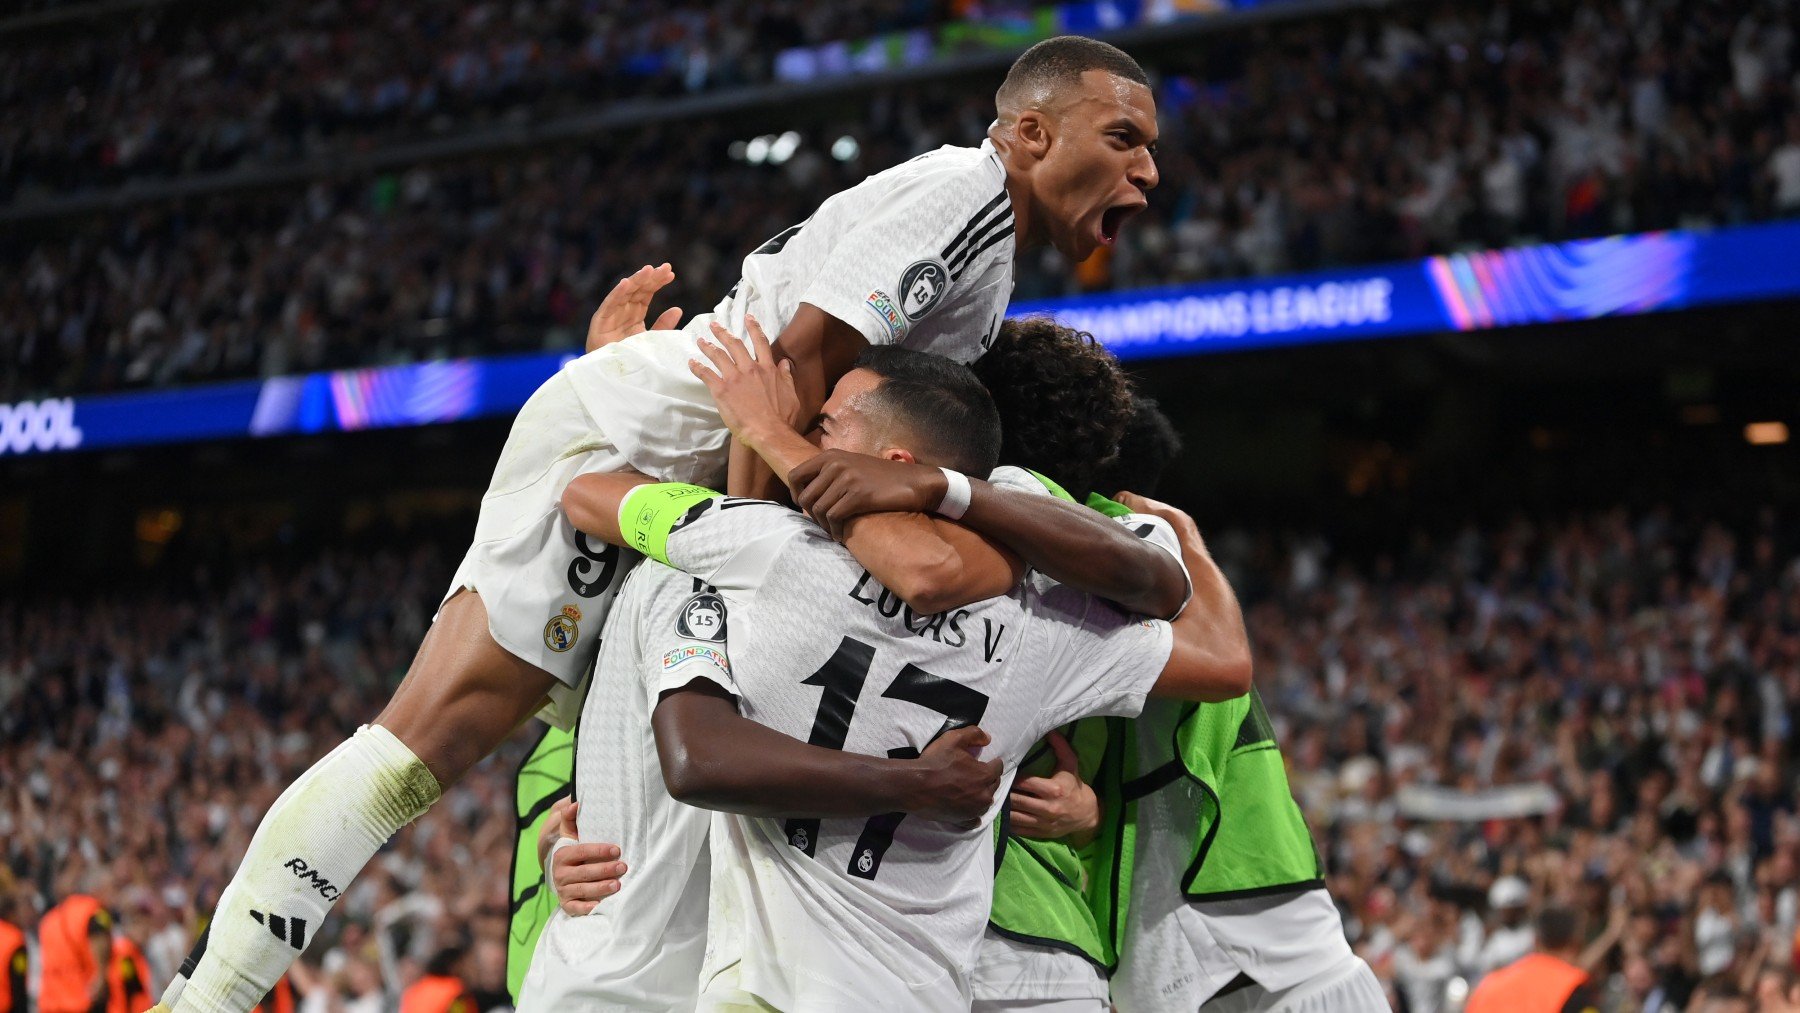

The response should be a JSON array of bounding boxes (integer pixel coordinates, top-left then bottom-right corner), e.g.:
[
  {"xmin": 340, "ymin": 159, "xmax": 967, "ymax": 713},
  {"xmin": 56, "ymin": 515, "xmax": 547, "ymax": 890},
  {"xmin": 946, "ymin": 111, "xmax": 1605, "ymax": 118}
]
[
  {"xmin": 651, "ymin": 680, "xmax": 999, "ymax": 826},
  {"xmin": 1131, "ymin": 494, "xmax": 1253, "ymax": 701},
  {"xmin": 789, "ymin": 452, "xmax": 1189, "ymax": 619},
  {"xmin": 724, "ymin": 302, "xmax": 869, "ymax": 499},
  {"xmin": 687, "ymin": 317, "xmax": 1023, "ymax": 612}
]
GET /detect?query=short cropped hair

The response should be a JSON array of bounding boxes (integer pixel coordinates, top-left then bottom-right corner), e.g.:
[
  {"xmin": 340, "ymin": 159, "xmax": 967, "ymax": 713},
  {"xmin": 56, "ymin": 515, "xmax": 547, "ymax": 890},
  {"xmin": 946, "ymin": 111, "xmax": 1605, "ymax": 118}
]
[
  {"xmin": 856, "ymin": 346, "xmax": 1002, "ymax": 477},
  {"xmin": 1536, "ymin": 905, "xmax": 1580, "ymax": 950},
  {"xmin": 1093, "ymin": 395, "xmax": 1183, "ymax": 497},
  {"xmin": 971, "ymin": 316, "xmax": 1133, "ymax": 501},
  {"xmin": 998, "ymin": 36, "xmax": 1149, "ymax": 108}
]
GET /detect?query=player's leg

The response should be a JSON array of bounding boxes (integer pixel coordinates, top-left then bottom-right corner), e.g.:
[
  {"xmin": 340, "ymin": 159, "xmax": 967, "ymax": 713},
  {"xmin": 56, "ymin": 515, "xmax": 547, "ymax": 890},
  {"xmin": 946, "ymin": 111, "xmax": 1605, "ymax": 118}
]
[{"xmin": 163, "ymin": 593, "xmax": 558, "ymax": 1013}]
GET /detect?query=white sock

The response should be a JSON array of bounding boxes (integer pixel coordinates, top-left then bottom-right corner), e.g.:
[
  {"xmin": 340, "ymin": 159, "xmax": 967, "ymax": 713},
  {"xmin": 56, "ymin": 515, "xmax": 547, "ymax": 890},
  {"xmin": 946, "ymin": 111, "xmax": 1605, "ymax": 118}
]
[{"xmin": 171, "ymin": 725, "xmax": 440, "ymax": 1013}]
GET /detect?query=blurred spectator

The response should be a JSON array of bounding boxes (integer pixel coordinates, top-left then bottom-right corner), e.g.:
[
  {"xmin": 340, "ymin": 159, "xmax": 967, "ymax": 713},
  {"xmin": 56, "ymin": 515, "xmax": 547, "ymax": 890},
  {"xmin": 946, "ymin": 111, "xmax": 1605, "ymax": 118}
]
[
  {"xmin": 1476, "ymin": 876, "xmax": 1537, "ymax": 976},
  {"xmin": 1465, "ymin": 905, "xmax": 1603, "ymax": 1012}
]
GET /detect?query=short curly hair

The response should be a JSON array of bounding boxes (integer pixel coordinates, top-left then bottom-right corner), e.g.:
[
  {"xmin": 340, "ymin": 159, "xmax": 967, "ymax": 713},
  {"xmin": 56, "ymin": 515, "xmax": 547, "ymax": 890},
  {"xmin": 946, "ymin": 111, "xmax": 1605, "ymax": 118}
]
[{"xmin": 971, "ymin": 316, "xmax": 1133, "ymax": 501}]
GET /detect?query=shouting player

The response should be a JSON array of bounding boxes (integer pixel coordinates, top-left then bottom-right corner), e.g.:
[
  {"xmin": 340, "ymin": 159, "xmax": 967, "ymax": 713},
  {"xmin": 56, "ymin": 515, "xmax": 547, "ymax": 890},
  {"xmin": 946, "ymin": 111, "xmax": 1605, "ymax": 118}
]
[
  {"xmin": 160, "ymin": 35, "xmax": 1161, "ymax": 1013},
  {"xmin": 554, "ymin": 318, "xmax": 1250, "ymax": 1009}
]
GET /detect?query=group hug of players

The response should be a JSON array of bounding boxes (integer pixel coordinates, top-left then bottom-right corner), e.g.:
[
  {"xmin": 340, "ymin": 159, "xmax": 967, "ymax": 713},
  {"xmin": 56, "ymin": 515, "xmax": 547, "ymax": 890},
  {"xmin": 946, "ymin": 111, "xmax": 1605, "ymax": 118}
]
[{"xmin": 144, "ymin": 35, "xmax": 1389, "ymax": 1013}]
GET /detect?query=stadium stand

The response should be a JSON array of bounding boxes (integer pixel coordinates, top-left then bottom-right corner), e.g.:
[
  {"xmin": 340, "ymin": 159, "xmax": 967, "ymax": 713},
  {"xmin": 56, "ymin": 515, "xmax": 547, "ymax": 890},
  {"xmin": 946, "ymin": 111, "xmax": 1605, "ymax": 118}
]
[
  {"xmin": 4, "ymin": 0, "xmax": 1799, "ymax": 401},
  {"xmin": 4, "ymin": 502, "xmax": 1800, "ymax": 1009},
  {"xmin": 0, "ymin": 0, "xmax": 959, "ymax": 198}
]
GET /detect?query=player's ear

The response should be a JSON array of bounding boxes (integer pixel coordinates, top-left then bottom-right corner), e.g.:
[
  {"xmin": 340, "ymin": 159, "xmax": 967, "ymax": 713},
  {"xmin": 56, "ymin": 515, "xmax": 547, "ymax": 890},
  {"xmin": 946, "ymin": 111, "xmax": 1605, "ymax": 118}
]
[
  {"xmin": 882, "ymin": 448, "xmax": 918, "ymax": 466},
  {"xmin": 1014, "ymin": 109, "xmax": 1053, "ymax": 160}
]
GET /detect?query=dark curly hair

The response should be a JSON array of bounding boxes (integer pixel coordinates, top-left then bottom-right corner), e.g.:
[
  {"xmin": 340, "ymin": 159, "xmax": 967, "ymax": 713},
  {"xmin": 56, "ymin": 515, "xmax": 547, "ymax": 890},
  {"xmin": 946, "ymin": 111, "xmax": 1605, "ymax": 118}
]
[
  {"xmin": 1093, "ymin": 395, "xmax": 1183, "ymax": 498},
  {"xmin": 971, "ymin": 316, "xmax": 1133, "ymax": 501}
]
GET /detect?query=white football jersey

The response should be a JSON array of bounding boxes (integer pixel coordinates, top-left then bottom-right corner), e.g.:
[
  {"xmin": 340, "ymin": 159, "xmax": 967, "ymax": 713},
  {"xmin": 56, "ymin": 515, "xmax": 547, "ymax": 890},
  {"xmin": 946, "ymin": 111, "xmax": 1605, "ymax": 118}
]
[
  {"xmin": 566, "ymin": 142, "xmax": 1015, "ymax": 489},
  {"xmin": 517, "ymin": 562, "xmax": 739, "ymax": 1012},
  {"xmin": 629, "ymin": 492, "xmax": 1174, "ymax": 1011}
]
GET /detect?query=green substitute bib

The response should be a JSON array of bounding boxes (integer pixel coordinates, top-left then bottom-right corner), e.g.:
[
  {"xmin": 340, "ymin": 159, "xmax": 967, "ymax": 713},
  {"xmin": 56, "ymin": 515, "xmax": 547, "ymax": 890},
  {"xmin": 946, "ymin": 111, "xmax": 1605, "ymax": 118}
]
[
  {"xmin": 506, "ymin": 725, "xmax": 575, "ymax": 1001},
  {"xmin": 1119, "ymin": 691, "xmax": 1323, "ymax": 904}
]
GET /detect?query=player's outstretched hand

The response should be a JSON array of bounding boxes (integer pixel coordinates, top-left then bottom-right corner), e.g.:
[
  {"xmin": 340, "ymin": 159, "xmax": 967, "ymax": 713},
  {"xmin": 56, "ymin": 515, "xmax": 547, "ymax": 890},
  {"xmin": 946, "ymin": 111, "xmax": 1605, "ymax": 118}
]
[
  {"xmin": 910, "ymin": 725, "xmax": 1002, "ymax": 829},
  {"xmin": 1008, "ymin": 731, "xmax": 1100, "ymax": 846},
  {"xmin": 538, "ymin": 798, "xmax": 629, "ymax": 916},
  {"xmin": 690, "ymin": 316, "xmax": 803, "ymax": 443},
  {"xmin": 789, "ymin": 451, "xmax": 947, "ymax": 541},
  {"xmin": 588, "ymin": 262, "xmax": 683, "ymax": 352}
]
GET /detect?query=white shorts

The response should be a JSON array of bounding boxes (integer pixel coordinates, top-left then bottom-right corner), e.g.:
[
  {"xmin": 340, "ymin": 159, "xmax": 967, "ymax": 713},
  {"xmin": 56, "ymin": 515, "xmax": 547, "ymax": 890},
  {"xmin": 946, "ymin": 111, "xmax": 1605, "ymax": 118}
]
[
  {"xmin": 1199, "ymin": 953, "xmax": 1387, "ymax": 1013},
  {"xmin": 439, "ymin": 367, "xmax": 642, "ymax": 714},
  {"xmin": 695, "ymin": 963, "xmax": 781, "ymax": 1012},
  {"xmin": 970, "ymin": 930, "xmax": 1109, "ymax": 1011}
]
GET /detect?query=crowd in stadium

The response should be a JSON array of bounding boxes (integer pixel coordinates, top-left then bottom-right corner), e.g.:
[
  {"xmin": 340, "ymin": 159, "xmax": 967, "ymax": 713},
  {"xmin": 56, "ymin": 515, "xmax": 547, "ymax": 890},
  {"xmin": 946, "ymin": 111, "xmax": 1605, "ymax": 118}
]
[
  {"xmin": 0, "ymin": 0, "xmax": 956, "ymax": 197},
  {"xmin": 0, "ymin": 533, "xmax": 523, "ymax": 1009},
  {"xmin": 6, "ymin": 0, "xmax": 1800, "ymax": 402},
  {"xmin": 4, "ymin": 503, "xmax": 1798, "ymax": 1010}
]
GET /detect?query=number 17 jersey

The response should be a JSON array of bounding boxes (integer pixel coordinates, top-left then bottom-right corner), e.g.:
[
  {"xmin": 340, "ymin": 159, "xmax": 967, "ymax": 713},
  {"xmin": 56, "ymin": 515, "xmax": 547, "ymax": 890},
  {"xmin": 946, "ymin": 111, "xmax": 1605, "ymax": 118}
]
[{"xmin": 618, "ymin": 484, "xmax": 1175, "ymax": 1011}]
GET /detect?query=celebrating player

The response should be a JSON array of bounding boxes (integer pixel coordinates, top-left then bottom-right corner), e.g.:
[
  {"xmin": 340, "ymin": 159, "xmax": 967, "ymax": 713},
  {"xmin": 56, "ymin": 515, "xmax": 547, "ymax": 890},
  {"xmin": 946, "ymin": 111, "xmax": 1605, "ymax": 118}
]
[
  {"xmin": 554, "ymin": 317, "xmax": 1250, "ymax": 1009},
  {"xmin": 158, "ymin": 35, "xmax": 1160, "ymax": 1013}
]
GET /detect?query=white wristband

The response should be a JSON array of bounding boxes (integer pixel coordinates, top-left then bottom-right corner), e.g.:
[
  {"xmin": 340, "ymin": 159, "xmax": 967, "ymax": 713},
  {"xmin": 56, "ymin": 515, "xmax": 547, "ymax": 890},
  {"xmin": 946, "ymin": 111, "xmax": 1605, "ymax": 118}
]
[{"xmin": 936, "ymin": 468, "xmax": 972, "ymax": 520}]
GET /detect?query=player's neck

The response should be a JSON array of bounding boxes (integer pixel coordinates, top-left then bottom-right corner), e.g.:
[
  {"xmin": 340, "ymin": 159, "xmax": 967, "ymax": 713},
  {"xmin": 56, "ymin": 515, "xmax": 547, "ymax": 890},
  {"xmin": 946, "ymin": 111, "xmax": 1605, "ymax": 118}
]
[
  {"xmin": 987, "ymin": 125, "xmax": 1039, "ymax": 255},
  {"xmin": 999, "ymin": 164, "xmax": 1037, "ymax": 256}
]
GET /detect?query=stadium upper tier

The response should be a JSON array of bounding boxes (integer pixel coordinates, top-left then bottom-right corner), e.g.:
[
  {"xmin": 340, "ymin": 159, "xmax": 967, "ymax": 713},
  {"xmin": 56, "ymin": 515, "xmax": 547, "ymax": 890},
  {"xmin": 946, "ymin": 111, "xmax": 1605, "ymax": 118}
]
[
  {"xmin": 0, "ymin": 0, "xmax": 971, "ymax": 202},
  {"xmin": 3, "ymin": 0, "xmax": 1798, "ymax": 402}
]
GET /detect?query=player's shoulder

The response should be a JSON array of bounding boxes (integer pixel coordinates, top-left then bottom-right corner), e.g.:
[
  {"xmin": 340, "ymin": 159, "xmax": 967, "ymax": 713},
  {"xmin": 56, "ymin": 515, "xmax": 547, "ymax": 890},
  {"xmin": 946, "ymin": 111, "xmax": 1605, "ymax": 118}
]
[
  {"xmin": 864, "ymin": 142, "xmax": 1008, "ymax": 212},
  {"xmin": 876, "ymin": 141, "xmax": 1004, "ymax": 184}
]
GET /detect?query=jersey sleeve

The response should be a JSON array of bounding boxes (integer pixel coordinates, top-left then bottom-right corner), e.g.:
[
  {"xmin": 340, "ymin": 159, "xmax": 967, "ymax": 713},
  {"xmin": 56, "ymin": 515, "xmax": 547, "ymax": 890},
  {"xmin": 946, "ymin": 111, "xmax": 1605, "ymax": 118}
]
[
  {"xmin": 637, "ymin": 564, "xmax": 740, "ymax": 715},
  {"xmin": 617, "ymin": 483, "xmax": 809, "ymax": 592},
  {"xmin": 985, "ymin": 465, "xmax": 1052, "ymax": 497},
  {"xmin": 1033, "ymin": 586, "xmax": 1174, "ymax": 732},
  {"xmin": 799, "ymin": 167, "xmax": 1013, "ymax": 346},
  {"xmin": 1115, "ymin": 512, "xmax": 1195, "ymax": 615}
]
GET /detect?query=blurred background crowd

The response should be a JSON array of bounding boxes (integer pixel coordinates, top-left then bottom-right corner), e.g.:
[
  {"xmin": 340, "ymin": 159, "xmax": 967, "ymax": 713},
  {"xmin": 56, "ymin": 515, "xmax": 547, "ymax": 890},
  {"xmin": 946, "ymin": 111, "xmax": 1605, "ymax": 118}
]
[
  {"xmin": 0, "ymin": 528, "xmax": 523, "ymax": 1010},
  {"xmin": 6, "ymin": 503, "xmax": 1800, "ymax": 1010},
  {"xmin": 4, "ymin": 0, "xmax": 1799, "ymax": 400}
]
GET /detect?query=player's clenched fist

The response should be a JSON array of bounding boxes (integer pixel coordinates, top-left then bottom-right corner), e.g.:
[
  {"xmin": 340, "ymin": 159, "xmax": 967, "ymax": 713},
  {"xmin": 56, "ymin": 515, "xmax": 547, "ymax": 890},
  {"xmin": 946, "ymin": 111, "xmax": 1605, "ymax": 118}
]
[
  {"xmin": 537, "ymin": 798, "xmax": 629, "ymax": 916},
  {"xmin": 906, "ymin": 725, "xmax": 1003, "ymax": 829},
  {"xmin": 690, "ymin": 316, "xmax": 804, "ymax": 445}
]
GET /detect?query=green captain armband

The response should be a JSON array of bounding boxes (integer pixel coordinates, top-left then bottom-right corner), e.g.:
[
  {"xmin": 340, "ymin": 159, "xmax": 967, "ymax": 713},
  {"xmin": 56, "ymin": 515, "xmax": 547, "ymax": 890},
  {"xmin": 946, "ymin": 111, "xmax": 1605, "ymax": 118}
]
[{"xmin": 617, "ymin": 482, "xmax": 723, "ymax": 565}]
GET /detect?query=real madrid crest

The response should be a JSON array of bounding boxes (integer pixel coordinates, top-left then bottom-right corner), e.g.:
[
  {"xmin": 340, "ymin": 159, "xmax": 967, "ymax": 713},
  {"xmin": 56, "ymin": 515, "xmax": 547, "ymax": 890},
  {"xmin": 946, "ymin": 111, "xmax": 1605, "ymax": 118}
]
[{"xmin": 544, "ymin": 604, "xmax": 582, "ymax": 653}]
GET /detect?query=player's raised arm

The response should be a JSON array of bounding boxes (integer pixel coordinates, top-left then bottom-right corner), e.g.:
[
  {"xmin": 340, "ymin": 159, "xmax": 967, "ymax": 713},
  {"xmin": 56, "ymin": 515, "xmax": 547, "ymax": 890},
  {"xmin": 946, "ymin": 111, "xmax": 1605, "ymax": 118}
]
[
  {"xmin": 651, "ymin": 681, "xmax": 999, "ymax": 825},
  {"xmin": 1125, "ymin": 494, "xmax": 1253, "ymax": 701},
  {"xmin": 790, "ymin": 453, "xmax": 1190, "ymax": 619}
]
